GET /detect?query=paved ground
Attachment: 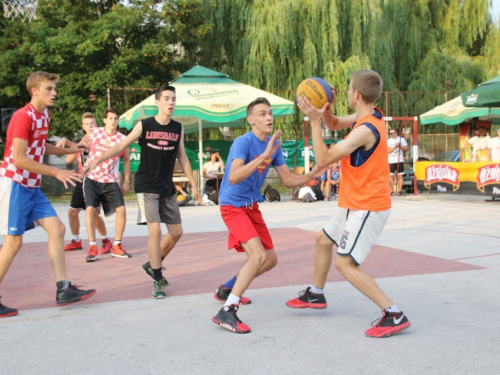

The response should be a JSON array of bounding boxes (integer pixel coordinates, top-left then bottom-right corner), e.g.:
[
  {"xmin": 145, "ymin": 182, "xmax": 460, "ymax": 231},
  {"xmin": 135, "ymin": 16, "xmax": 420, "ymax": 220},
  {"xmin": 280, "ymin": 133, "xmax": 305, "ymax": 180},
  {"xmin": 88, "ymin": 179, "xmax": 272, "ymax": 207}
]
[{"xmin": 0, "ymin": 194, "xmax": 499, "ymax": 374}]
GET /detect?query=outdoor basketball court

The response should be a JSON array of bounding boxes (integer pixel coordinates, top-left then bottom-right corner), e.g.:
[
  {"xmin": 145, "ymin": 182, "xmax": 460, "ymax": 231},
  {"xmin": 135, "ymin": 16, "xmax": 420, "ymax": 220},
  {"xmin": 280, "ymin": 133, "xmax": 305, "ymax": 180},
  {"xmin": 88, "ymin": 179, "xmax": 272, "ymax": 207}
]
[{"xmin": 1, "ymin": 195, "xmax": 498, "ymax": 374}]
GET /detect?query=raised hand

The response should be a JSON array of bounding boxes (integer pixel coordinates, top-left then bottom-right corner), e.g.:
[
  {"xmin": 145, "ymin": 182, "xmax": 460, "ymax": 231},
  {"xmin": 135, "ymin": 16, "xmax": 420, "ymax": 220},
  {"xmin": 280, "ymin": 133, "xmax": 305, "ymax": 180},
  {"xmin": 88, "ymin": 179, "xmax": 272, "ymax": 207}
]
[{"xmin": 263, "ymin": 130, "xmax": 283, "ymax": 159}]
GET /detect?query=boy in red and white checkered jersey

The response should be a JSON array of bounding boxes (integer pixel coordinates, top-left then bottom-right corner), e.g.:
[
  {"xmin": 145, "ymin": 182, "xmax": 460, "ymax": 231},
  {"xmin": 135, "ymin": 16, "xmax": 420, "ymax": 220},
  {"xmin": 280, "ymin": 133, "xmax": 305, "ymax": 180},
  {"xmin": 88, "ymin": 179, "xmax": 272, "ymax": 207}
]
[
  {"xmin": 0, "ymin": 71, "xmax": 96, "ymax": 318},
  {"xmin": 82, "ymin": 108, "xmax": 131, "ymax": 262},
  {"xmin": 59, "ymin": 113, "xmax": 110, "ymax": 253}
]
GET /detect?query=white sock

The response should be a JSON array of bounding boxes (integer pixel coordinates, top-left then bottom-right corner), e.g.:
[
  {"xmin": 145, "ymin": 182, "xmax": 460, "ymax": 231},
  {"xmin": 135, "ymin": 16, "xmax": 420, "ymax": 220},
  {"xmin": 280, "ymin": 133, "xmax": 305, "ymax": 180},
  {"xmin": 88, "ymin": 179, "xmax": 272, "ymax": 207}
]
[
  {"xmin": 89, "ymin": 241, "xmax": 96, "ymax": 246},
  {"xmin": 310, "ymin": 285, "xmax": 324, "ymax": 294},
  {"xmin": 72, "ymin": 235, "xmax": 80, "ymax": 241},
  {"xmin": 385, "ymin": 305, "xmax": 401, "ymax": 313},
  {"xmin": 224, "ymin": 293, "xmax": 240, "ymax": 307},
  {"xmin": 102, "ymin": 234, "xmax": 109, "ymax": 240},
  {"xmin": 114, "ymin": 240, "xmax": 121, "ymax": 246}
]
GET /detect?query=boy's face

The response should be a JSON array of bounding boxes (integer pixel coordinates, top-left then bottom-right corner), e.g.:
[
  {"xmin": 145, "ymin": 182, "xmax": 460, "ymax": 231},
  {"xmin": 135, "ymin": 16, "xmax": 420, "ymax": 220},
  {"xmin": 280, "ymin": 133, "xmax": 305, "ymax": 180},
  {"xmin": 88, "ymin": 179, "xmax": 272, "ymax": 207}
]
[
  {"xmin": 82, "ymin": 117, "xmax": 97, "ymax": 134},
  {"xmin": 32, "ymin": 80, "xmax": 57, "ymax": 107},
  {"xmin": 155, "ymin": 90, "xmax": 176, "ymax": 116},
  {"xmin": 248, "ymin": 103, "xmax": 273, "ymax": 135},
  {"xmin": 103, "ymin": 112, "xmax": 119, "ymax": 129}
]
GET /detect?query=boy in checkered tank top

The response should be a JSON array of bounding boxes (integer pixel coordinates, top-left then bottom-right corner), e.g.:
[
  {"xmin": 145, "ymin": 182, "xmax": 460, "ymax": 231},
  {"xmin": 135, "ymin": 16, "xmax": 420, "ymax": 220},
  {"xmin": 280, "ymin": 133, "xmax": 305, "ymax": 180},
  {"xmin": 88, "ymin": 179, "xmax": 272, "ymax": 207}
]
[
  {"xmin": 0, "ymin": 71, "xmax": 96, "ymax": 318},
  {"xmin": 82, "ymin": 108, "xmax": 131, "ymax": 262}
]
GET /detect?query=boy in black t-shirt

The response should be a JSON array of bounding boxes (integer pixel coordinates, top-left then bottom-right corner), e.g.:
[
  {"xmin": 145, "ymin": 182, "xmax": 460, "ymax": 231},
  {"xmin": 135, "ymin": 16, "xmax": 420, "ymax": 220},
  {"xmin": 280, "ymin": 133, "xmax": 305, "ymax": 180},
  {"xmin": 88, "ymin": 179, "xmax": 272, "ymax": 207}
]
[{"xmin": 83, "ymin": 86, "xmax": 201, "ymax": 299}]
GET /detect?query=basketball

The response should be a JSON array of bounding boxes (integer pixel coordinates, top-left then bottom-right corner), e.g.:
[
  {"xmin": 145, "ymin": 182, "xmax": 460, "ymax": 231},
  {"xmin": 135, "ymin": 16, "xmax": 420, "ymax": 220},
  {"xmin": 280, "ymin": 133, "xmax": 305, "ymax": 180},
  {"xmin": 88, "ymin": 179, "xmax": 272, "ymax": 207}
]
[{"xmin": 296, "ymin": 77, "xmax": 333, "ymax": 109}]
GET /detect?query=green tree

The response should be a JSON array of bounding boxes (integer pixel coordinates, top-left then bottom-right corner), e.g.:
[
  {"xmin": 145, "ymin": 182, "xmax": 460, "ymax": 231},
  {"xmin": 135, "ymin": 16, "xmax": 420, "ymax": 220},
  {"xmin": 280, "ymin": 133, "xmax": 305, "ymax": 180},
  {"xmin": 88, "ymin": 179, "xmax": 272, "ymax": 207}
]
[{"xmin": 0, "ymin": 0, "xmax": 214, "ymax": 138}]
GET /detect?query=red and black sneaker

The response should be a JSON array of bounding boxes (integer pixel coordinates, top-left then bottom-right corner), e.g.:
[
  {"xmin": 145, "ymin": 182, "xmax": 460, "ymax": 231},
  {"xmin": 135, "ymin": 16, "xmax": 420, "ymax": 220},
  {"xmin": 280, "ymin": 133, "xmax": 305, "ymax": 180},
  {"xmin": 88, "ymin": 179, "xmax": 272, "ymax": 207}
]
[
  {"xmin": 56, "ymin": 283, "xmax": 96, "ymax": 306},
  {"xmin": 100, "ymin": 238, "xmax": 112, "ymax": 254},
  {"xmin": 286, "ymin": 287, "xmax": 327, "ymax": 309},
  {"xmin": 214, "ymin": 285, "xmax": 252, "ymax": 305},
  {"xmin": 111, "ymin": 244, "xmax": 132, "ymax": 259},
  {"xmin": 212, "ymin": 304, "xmax": 251, "ymax": 334},
  {"xmin": 0, "ymin": 297, "xmax": 18, "ymax": 318},
  {"xmin": 85, "ymin": 245, "xmax": 99, "ymax": 262},
  {"xmin": 64, "ymin": 239, "xmax": 83, "ymax": 251},
  {"xmin": 365, "ymin": 310, "xmax": 411, "ymax": 338}
]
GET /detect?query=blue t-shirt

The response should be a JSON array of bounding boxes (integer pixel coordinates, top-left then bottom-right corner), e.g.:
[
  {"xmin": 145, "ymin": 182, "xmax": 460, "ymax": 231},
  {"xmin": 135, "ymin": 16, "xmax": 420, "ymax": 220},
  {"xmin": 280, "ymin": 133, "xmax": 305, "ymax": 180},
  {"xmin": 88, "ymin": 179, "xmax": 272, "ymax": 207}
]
[{"xmin": 219, "ymin": 132, "xmax": 286, "ymax": 207}]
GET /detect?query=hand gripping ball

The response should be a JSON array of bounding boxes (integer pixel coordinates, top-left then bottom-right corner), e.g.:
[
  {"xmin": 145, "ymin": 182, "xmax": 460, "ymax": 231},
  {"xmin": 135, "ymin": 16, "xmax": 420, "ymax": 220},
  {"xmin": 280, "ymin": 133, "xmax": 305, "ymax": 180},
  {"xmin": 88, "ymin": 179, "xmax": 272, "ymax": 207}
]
[{"xmin": 296, "ymin": 77, "xmax": 333, "ymax": 109}]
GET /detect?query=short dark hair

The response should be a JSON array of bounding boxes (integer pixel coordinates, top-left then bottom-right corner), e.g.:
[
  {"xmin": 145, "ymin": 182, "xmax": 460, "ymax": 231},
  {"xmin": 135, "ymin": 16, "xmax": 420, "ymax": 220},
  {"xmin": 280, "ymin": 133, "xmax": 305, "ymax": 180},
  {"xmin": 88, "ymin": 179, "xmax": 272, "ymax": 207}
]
[
  {"xmin": 247, "ymin": 97, "xmax": 271, "ymax": 116},
  {"xmin": 391, "ymin": 128, "xmax": 399, "ymax": 134},
  {"xmin": 155, "ymin": 85, "xmax": 176, "ymax": 100},
  {"xmin": 103, "ymin": 107, "xmax": 120, "ymax": 118}
]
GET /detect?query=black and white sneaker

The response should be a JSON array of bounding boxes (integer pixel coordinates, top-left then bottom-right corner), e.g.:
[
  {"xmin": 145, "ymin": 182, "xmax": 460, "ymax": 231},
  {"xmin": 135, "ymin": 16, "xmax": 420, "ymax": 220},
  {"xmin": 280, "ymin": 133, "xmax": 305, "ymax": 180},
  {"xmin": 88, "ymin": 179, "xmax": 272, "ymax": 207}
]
[
  {"xmin": 212, "ymin": 304, "xmax": 251, "ymax": 333},
  {"xmin": 286, "ymin": 287, "xmax": 327, "ymax": 309},
  {"xmin": 56, "ymin": 284, "xmax": 96, "ymax": 306},
  {"xmin": 365, "ymin": 310, "xmax": 411, "ymax": 338}
]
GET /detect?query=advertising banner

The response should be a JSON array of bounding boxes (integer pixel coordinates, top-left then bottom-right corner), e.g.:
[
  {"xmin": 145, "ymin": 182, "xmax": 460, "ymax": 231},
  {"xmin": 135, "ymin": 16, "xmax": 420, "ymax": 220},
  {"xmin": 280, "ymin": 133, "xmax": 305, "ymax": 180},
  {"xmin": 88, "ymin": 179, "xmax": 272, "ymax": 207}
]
[{"xmin": 415, "ymin": 161, "xmax": 500, "ymax": 195}]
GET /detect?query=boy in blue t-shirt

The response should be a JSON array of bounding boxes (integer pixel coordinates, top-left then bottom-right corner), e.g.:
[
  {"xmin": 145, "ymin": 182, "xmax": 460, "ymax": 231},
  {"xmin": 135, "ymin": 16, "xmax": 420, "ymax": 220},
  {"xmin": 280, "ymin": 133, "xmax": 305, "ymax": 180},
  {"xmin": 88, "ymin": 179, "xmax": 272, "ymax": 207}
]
[{"xmin": 212, "ymin": 97, "xmax": 324, "ymax": 334}]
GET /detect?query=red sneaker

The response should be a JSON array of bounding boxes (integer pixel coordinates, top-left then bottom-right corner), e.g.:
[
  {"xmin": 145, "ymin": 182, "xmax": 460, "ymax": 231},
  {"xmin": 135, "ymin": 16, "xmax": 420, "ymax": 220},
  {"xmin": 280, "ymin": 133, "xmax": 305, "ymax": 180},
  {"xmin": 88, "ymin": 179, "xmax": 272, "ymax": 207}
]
[
  {"xmin": 85, "ymin": 245, "xmax": 99, "ymax": 262},
  {"xmin": 286, "ymin": 287, "xmax": 327, "ymax": 309},
  {"xmin": 212, "ymin": 304, "xmax": 251, "ymax": 333},
  {"xmin": 64, "ymin": 239, "xmax": 83, "ymax": 251},
  {"xmin": 111, "ymin": 244, "xmax": 132, "ymax": 259},
  {"xmin": 214, "ymin": 285, "xmax": 252, "ymax": 305},
  {"xmin": 100, "ymin": 239, "xmax": 112, "ymax": 254},
  {"xmin": 365, "ymin": 310, "xmax": 411, "ymax": 338}
]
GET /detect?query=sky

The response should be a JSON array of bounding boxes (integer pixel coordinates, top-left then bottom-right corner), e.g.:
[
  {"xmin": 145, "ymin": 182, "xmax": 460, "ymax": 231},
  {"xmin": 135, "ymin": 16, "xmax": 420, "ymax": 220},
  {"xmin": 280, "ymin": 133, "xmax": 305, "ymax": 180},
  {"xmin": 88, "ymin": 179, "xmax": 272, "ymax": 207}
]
[{"xmin": 492, "ymin": 0, "xmax": 500, "ymax": 21}]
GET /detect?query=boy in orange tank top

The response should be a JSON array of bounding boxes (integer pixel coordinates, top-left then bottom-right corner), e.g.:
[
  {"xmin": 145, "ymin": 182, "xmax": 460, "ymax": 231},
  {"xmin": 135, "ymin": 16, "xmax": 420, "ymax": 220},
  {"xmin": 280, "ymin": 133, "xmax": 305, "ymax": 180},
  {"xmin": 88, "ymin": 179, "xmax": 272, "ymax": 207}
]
[{"xmin": 286, "ymin": 70, "xmax": 410, "ymax": 338}]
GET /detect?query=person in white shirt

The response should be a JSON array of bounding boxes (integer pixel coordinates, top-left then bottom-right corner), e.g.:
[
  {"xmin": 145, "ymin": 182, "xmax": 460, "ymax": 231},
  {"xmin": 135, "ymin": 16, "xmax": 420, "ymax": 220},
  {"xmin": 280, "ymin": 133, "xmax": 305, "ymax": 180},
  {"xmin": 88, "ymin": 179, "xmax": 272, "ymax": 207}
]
[
  {"xmin": 488, "ymin": 129, "xmax": 500, "ymax": 162},
  {"xmin": 203, "ymin": 151, "xmax": 225, "ymax": 194},
  {"xmin": 468, "ymin": 127, "xmax": 491, "ymax": 162},
  {"xmin": 387, "ymin": 128, "xmax": 409, "ymax": 196}
]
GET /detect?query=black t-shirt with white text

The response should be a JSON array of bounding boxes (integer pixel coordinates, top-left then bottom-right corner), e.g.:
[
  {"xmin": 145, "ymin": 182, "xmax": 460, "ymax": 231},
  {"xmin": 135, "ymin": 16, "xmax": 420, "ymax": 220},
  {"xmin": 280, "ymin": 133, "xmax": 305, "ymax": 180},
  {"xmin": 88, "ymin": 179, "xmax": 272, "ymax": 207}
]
[{"xmin": 134, "ymin": 116, "xmax": 182, "ymax": 197}]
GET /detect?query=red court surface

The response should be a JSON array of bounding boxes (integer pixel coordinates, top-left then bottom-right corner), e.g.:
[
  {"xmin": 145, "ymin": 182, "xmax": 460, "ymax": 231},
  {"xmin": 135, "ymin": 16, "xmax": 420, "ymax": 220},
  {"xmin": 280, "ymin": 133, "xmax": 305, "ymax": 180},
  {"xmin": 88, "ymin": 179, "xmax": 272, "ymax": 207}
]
[{"xmin": 1, "ymin": 228, "xmax": 483, "ymax": 311}]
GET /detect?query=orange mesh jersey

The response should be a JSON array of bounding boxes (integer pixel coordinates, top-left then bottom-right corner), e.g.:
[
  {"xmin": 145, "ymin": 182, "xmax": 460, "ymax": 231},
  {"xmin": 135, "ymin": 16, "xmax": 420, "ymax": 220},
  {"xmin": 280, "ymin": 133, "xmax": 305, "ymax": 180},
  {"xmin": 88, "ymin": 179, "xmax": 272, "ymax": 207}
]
[{"xmin": 338, "ymin": 108, "xmax": 391, "ymax": 211}]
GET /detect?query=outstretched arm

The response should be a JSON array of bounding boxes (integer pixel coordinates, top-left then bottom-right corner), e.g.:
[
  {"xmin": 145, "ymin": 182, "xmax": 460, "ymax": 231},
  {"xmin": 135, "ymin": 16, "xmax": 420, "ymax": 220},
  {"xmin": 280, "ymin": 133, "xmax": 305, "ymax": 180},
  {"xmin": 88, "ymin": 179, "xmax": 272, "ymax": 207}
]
[
  {"xmin": 13, "ymin": 138, "xmax": 81, "ymax": 188},
  {"xmin": 274, "ymin": 163, "xmax": 328, "ymax": 188}
]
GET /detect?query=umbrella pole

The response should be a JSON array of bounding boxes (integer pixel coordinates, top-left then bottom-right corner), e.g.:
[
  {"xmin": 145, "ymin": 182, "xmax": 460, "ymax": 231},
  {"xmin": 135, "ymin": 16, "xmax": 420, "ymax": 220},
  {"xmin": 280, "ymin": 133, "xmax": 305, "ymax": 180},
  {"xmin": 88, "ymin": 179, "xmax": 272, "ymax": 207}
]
[{"xmin": 198, "ymin": 119, "xmax": 203, "ymax": 194}]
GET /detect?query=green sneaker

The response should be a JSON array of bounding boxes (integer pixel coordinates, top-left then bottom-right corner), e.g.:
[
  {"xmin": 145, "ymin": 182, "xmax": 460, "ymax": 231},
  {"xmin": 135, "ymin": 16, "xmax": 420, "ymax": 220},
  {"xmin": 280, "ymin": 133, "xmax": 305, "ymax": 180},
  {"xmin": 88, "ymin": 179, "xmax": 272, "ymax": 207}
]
[
  {"xmin": 142, "ymin": 262, "xmax": 168, "ymax": 285},
  {"xmin": 152, "ymin": 278, "xmax": 166, "ymax": 299}
]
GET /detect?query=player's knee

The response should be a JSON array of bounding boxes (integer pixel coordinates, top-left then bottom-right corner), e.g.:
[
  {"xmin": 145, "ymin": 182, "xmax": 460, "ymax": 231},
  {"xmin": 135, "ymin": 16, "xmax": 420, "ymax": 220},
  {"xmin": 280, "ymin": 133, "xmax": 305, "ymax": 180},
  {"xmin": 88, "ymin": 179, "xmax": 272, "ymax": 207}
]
[
  {"xmin": 265, "ymin": 252, "xmax": 278, "ymax": 269},
  {"xmin": 6, "ymin": 236, "xmax": 23, "ymax": 252},
  {"xmin": 55, "ymin": 222, "xmax": 66, "ymax": 237},
  {"xmin": 170, "ymin": 227, "xmax": 183, "ymax": 242},
  {"xmin": 250, "ymin": 251, "xmax": 267, "ymax": 268},
  {"xmin": 316, "ymin": 230, "xmax": 332, "ymax": 248}
]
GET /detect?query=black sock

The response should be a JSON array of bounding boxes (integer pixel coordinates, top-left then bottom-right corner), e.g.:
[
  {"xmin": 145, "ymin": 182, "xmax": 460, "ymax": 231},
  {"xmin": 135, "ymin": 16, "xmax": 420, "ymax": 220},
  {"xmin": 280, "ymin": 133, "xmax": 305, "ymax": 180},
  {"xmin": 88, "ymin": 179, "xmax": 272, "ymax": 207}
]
[{"xmin": 152, "ymin": 268, "xmax": 163, "ymax": 281}]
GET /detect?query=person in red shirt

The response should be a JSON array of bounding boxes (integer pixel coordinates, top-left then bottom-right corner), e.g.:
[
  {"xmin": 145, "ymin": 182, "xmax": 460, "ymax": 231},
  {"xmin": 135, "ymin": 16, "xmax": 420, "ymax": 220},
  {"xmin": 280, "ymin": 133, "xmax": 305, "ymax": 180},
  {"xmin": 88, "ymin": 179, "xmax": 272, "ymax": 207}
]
[
  {"xmin": 0, "ymin": 71, "xmax": 96, "ymax": 318},
  {"xmin": 286, "ymin": 70, "xmax": 410, "ymax": 338}
]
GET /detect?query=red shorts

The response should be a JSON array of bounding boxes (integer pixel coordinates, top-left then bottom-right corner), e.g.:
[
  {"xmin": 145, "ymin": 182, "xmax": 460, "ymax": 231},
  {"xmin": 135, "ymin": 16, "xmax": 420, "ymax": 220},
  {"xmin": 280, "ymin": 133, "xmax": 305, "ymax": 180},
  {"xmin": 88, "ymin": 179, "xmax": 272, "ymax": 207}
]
[{"xmin": 220, "ymin": 203, "xmax": 274, "ymax": 252}]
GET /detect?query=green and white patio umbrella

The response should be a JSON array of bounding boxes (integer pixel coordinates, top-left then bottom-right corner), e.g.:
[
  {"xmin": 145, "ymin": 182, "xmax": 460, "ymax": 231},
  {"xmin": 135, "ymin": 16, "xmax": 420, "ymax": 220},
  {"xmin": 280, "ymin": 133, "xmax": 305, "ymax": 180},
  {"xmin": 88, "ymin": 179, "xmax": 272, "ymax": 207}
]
[
  {"xmin": 420, "ymin": 96, "xmax": 500, "ymax": 125},
  {"xmin": 119, "ymin": 66, "xmax": 295, "ymax": 189},
  {"xmin": 461, "ymin": 75, "xmax": 500, "ymax": 108}
]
